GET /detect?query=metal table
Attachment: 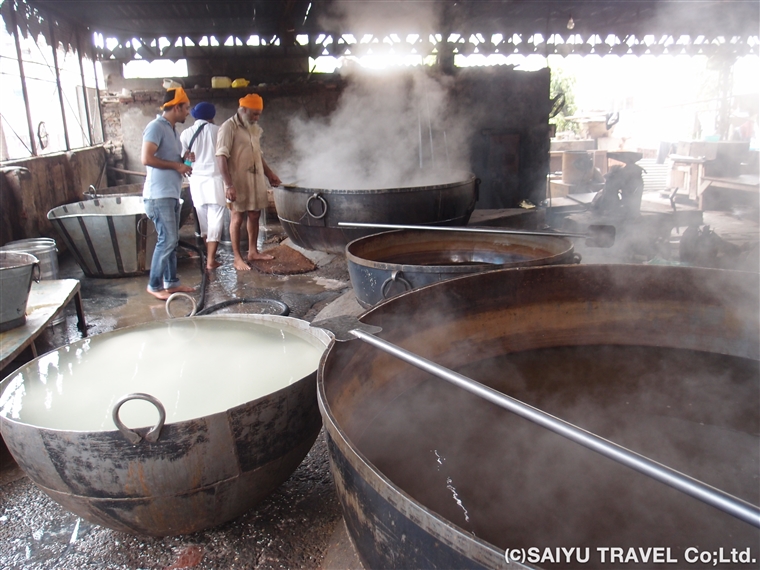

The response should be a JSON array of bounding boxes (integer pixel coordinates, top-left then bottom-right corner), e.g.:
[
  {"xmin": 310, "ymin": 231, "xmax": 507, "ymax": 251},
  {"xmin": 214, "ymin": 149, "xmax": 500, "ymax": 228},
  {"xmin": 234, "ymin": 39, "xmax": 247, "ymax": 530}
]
[{"xmin": 0, "ymin": 279, "xmax": 85, "ymax": 372}]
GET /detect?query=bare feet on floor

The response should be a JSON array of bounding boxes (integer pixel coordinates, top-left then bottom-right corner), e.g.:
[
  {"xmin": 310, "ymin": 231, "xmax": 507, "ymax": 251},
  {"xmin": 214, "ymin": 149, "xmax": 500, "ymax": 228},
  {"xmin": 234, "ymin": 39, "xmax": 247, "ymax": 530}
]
[
  {"xmin": 147, "ymin": 288, "xmax": 172, "ymax": 300},
  {"xmin": 165, "ymin": 284, "xmax": 195, "ymax": 293},
  {"xmin": 206, "ymin": 259, "xmax": 222, "ymax": 271},
  {"xmin": 234, "ymin": 257, "xmax": 252, "ymax": 271},
  {"xmin": 247, "ymin": 252, "xmax": 274, "ymax": 261}
]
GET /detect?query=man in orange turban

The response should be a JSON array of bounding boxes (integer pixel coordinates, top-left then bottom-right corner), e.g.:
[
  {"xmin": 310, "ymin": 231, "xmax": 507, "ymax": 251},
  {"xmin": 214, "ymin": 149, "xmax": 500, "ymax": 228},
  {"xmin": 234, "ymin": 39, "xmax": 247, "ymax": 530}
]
[
  {"xmin": 141, "ymin": 86, "xmax": 194, "ymax": 299},
  {"xmin": 216, "ymin": 94, "xmax": 281, "ymax": 270}
]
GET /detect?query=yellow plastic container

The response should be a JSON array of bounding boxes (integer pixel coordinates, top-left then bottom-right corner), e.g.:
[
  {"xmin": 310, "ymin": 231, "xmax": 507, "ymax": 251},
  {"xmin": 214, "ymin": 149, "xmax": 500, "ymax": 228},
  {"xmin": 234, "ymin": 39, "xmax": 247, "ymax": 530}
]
[
  {"xmin": 231, "ymin": 78, "xmax": 250, "ymax": 88},
  {"xmin": 211, "ymin": 76, "xmax": 232, "ymax": 88}
]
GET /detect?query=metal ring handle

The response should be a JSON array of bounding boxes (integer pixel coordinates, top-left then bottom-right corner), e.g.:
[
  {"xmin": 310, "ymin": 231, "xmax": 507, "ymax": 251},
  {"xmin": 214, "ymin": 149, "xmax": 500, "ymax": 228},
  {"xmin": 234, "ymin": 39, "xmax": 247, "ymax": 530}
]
[
  {"xmin": 112, "ymin": 393, "xmax": 166, "ymax": 444},
  {"xmin": 136, "ymin": 216, "xmax": 156, "ymax": 237},
  {"xmin": 380, "ymin": 270, "xmax": 413, "ymax": 299},
  {"xmin": 573, "ymin": 252, "xmax": 582, "ymax": 264},
  {"xmin": 306, "ymin": 193, "xmax": 328, "ymax": 219},
  {"xmin": 31, "ymin": 262, "xmax": 41, "ymax": 283},
  {"xmin": 165, "ymin": 292, "xmax": 197, "ymax": 318}
]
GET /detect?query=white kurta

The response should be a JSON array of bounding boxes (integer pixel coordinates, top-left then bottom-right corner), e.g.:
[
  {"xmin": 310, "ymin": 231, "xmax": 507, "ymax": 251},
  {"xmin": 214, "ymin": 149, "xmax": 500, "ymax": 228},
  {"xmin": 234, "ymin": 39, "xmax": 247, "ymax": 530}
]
[
  {"xmin": 180, "ymin": 120, "xmax": 226, "ymax": 241},
  {"xmin": 180, "ymin": 120, "xmax": 225, "ymax": 207}
]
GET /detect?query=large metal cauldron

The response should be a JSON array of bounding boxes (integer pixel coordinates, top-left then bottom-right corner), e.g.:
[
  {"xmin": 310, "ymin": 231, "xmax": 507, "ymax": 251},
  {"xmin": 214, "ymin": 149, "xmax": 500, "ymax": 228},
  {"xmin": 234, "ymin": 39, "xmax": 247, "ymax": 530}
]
[
  {"xmin": 47, "ymin": 196, "xmax": 158, "ymax": 278},
  {"xmin": 84, "ymin": 183, "xmax": 194, "ymax": 228},
  {"xmin": 318, "ymin": 265, "xmax": 759, "ymax": 569},
  {"xmin": 273, "ymin": 172, "xmax": 478, "ymax": 253},
  {"xmin": 347, "ymin": 229, "xmax": 579, "ymax": 307},
  {"xmin": 0, "ymin": 314, "xmax": 331, "ymax": 536}
]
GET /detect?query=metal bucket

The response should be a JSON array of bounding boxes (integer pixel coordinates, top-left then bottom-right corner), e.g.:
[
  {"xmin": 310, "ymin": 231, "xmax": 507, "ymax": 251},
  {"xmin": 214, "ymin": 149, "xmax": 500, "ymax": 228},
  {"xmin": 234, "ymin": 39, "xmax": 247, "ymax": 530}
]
[
  {"xmin": 0, "ymin": 314, "xmax": 332, "ymax": 536},
  {"xmin": 273, "ymin": 172, "xmax": 479, "ymax": 254},
  {"xmin": 47, "ymin": 196, "xmax": 157, "ymax": 278},
  {"xmin": 318, "ymin": 265, "xmax": 759, "ymax": 569},
  {"xmin": 84, "ymin": 184, "xmax": 194, "ymax": 228},
  {"xmin": 0, "ymin": 251, "xmax": 40, "ymax": 332},
  {"xmin": 0, "ymin": 238, "xmax": 58, "ymax": 280},
  {"xmin": 346, "ymin": 229, "xmax": 579, "ymax": 307}
]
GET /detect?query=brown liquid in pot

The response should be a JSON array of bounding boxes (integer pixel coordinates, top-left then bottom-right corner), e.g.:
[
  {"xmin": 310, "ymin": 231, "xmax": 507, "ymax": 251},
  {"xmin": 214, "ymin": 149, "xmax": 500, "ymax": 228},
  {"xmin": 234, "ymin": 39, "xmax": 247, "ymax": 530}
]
[{"xmin": 358, "ymin": 345, "xmax": 760, "ymax": 569}]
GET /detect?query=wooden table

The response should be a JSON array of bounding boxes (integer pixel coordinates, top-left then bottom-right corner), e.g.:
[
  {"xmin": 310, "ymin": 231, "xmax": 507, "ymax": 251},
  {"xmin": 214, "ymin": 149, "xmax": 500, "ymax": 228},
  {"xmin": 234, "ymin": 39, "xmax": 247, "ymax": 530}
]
[
  {"xmin": 0, "ymin": 279, "xmax": 85, "ymax": 371},
  {"xmin": 698, "ymin": 174, "xmax": 760, "ymax": 209}
]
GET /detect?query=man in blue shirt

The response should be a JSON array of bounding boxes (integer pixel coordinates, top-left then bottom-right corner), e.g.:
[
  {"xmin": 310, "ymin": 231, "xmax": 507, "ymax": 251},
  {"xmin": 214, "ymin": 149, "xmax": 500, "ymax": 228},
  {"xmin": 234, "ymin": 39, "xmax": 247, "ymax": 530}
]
[{"xmin": 142, "ymin": 87, "xmax": 194, "ymax": 300}]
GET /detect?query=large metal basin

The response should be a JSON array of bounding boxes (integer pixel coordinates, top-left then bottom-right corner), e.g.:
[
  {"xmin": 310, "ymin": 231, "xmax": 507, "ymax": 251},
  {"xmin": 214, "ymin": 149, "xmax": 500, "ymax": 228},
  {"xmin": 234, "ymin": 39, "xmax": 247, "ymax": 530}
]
[
  {"xmin": 347, "ymin": 229, "xmax": 578, "ymax": 307},
  {"xmin": 318, "ymin": 265, "xmax": 760, "ymax": 569},
  {"xmin": 273, "ymin": 172, "xmax": 478, "ymax": 253},
  {"xmin": 47, "ymin": 196, "xmax": 158, "ymax": 278},
  {"xmin": 84, "ymin": 183, "xmax": 194, "ymax": 228},
  {"xmin": 0, "ymin": 314, "xmax": 331, "ymax": 536}
]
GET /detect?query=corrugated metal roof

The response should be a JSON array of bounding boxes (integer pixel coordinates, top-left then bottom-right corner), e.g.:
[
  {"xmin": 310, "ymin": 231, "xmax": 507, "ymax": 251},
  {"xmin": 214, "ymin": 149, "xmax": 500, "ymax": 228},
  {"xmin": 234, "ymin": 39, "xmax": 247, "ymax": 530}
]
[{"xmin": 23, "ymin": 0, "xmax": 760, "ymax": 41}]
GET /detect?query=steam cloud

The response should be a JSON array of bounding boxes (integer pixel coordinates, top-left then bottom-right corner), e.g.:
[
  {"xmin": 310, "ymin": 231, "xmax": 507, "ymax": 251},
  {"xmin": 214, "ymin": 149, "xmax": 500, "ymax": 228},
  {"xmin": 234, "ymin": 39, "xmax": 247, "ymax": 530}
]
[
  {"xmin": 286, "ymin": 1, "xmax": 472, "ymax": 189},
  {"xmin": 287, "ymin": 70, "xmax": 472, "ymax": 189}
]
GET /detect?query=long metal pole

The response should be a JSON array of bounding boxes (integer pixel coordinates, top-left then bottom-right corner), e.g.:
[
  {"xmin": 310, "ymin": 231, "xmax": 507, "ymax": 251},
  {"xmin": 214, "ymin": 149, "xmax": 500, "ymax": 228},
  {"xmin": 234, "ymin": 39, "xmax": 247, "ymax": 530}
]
[
  {"xmin": 9, "ymin": 3, "xmax": 37, "ymax": 156},
  {"xmin": 75, "ymin": 27, "xmax": 93, "ymax": 146},
  {"xmin": 350, "ymin": 329, "xmax": 760, "ymax": 529},
  {"xmin": 48, "ymin": 19, "xmax": 70, "ymax": 150},
  {"xmin": 339, "ymin": 221, "xmax": 593, "ymax": 240}
]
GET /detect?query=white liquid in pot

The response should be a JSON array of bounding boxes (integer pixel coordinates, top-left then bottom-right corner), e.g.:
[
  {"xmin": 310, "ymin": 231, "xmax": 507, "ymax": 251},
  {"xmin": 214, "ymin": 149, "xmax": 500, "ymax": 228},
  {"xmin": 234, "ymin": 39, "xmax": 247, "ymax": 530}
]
[{"xmin": 0, "ymin": 319, "xmax": 325, "ymax": 431}]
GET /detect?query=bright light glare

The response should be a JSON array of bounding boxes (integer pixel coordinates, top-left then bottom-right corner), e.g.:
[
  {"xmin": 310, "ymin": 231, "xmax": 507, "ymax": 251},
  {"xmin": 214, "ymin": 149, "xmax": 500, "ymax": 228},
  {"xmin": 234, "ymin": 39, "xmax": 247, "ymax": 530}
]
[{"xmin": 123, "ymin": 59, "xmax": 188, "ymax": 78}]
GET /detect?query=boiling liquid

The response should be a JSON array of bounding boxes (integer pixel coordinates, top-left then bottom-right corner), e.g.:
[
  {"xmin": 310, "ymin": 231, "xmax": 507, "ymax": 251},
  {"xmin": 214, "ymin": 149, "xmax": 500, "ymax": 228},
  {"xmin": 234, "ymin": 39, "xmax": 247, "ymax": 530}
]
[
  {"xmin": 0, "ymin": 319, "xmax": 325, "ymax": 431},
  {"xmin": 358, "ymin": 345, "xmax": 759, "ymax": 569}
]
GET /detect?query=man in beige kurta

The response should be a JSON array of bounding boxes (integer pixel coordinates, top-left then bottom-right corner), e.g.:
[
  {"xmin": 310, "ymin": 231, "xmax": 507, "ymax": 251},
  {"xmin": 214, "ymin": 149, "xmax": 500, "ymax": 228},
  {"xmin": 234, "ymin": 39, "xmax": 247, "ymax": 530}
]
[{"xmin": 216, "ymin": 94, "xmax": 281, "ymax": 270}]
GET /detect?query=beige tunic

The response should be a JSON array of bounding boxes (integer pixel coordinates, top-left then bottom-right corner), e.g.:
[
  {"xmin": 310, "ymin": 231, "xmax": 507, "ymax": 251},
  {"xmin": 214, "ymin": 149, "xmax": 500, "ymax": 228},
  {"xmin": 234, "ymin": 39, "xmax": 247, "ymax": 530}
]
[{"xmin": 215, "ymin": 113, "xmax": 270, "ymax": 211}]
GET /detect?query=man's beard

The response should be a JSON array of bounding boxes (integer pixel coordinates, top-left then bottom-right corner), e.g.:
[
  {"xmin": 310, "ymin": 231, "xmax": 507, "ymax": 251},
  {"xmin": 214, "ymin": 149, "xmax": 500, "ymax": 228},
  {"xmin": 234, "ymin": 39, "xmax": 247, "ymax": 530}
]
[{"xmin": 241, "ymin": 114, "xmax": 258, "ymax": 128}]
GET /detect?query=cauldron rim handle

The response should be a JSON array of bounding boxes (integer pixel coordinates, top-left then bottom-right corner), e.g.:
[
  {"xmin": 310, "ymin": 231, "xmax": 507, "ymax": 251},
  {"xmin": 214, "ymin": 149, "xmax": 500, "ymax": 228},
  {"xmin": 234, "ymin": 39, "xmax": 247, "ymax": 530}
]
[{"xmin": 112, "ymin": 393, "xmax": 166, "ymax": 444}]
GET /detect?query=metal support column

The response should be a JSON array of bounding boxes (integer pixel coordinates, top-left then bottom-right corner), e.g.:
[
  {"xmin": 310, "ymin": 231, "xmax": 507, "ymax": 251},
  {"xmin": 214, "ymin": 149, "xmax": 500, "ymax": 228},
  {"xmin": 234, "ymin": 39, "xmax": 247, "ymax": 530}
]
[
  {"xmin": 75, "ymin": 27, "xmax": 93, "ymax": 146},
  {"xmin": 9, "ymin": 2, "xmax": 37, "ymax": 156},
  {"xmin": 48, "ymin": 19, "xmax": 71, "ymax": 150}
]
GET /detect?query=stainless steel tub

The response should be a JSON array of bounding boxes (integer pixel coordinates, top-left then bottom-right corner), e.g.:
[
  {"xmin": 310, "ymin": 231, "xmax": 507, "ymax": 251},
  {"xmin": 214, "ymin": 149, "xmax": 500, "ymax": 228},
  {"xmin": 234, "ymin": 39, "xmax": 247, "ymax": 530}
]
[{"xmin": 47, "ymin": 196, "xmax": 157, "ymax": 278}]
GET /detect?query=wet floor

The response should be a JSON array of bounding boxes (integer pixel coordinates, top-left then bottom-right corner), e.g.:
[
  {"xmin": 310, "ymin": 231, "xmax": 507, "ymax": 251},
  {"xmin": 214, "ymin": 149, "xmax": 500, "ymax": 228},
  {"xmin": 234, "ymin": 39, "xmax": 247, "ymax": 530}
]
[
  {"xmin": 1, "ymin": 203, "xmax": 757, "ymax": 569},
  {"xmin": 0, "ymin": 220, "xmax": 364, "ymax": 570}
]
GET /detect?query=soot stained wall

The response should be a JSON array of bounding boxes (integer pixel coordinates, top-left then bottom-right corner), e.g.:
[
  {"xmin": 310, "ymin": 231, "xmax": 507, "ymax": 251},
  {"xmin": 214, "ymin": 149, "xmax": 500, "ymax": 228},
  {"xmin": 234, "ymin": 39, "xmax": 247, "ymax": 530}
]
[{"xmin": 103, "ymin": 67, "xmax": 549, "ymax": 209}]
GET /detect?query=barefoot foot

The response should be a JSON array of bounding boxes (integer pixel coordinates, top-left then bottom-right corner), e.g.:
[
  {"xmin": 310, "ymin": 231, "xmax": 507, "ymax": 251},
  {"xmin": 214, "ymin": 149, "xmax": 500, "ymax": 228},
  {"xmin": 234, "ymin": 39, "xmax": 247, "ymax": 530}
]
[
  {"xmin": 147, "ymin": 288, "xmax": 172, "ymax": 300},
  {"xmin": 165, "ymin": 284, "xmax": 195, "ymax": 293},
  {"xmin": 206, "ymin": 259, "xmax": 222, "ymax": 271},
  {"xmin": 234, "ymin": 257, "xmax": 252, "ymax": 271},
  {"xmin": 247, "ymin": 252, "xmax": 274, "ymax": 261}
]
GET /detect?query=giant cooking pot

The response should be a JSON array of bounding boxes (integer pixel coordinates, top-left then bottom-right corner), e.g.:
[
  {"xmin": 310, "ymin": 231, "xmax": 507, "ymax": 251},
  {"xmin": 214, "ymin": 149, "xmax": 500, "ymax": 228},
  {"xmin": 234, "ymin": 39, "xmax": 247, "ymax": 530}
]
[
  {"xmin": 319, "ymin": 265, "xmax": 759, "ymax": 569},
  {"xmin": 0, "ymin": 314, "xmax": 331, "ymax": 536},
  {"xmin": 347, "ymin": 229, "xmax": 578, "ymax": 307},
  {"xmin": 273, "ymin": 171, "xmax": 478, "ymax": 253}
]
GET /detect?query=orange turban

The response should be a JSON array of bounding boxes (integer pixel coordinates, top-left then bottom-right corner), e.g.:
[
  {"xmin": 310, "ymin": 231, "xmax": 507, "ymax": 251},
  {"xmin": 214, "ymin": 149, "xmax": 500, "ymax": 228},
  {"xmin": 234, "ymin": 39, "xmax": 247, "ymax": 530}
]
[
  {"xmin": 239, "ymin": 94, "xmax": 263, "ymax": 110},
  {"xmin": 161, "ymin": 87, "xmax": 190, "ymax": 110}
]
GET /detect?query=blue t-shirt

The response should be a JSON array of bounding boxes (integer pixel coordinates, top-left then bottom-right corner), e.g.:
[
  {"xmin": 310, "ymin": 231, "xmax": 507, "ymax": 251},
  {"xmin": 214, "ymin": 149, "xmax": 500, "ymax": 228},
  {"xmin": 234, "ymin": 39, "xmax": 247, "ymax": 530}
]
[{"xmin": 142, "ymin": 115, "xmax": 183, "ymax": 199}]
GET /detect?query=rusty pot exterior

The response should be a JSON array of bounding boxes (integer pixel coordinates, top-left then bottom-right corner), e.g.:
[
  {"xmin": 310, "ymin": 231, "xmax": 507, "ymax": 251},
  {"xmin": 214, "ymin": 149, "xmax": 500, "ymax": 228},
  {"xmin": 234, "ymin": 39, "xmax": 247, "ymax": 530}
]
[
  {"xmin": 346, "ymin": 229, "xmax": 578, "ymax": 307},
  {"xmin": 0, "ymin": 314, "xmax": 331, "ymax": 537},
  {"xmin": 318, "ymin": 265, "xmax": 759, "ymax": 569},
  {"xmin": 273, "ymin": 173, "xmax": 479, "ymax": 254}
]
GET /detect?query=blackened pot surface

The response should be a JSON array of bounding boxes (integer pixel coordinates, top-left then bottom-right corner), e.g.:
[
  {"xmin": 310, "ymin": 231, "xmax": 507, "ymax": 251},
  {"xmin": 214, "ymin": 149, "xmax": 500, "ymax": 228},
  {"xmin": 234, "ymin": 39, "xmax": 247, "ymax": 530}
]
[
  {"xmin": 318, "ymin": 265, "xmax": 760, "ymax": 569},
  {"xmin": 0, "ymin": 314, "xmax": 331, "ymax": 536},
  {"xmin": 273, "ymin": 172, "xmax": 478, "ymax": 253},
  {"xmin": 346, "ymin": 229, "xmax": 577, "ymax": 307}
]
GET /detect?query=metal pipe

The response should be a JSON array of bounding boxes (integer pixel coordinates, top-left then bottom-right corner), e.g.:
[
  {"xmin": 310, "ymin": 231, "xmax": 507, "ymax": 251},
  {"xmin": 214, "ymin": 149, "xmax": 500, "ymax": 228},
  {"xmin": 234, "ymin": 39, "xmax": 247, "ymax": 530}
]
[
  {"xmin": 9, "ymin": 3, "xmax": 37, "ymax": 156},
  {"xmin": 350, "ymin": 328, "xmax": 760, "ymax": 529},
  {"xmin": 48, "ymin": 20, "xmax": 70, "ymax": 151},
  {"xmin": 76, "ymin": 27, "xmax": 93, "ymax": 146},
  {"xmin": 417, "ymin": 111, "xmax": 423, "ymax": 168},
  {"xmin": 90, "ymin": 42, "xmax": 106, "ymax": 145},
  {"xmin": 339, "ymin": 221, "xmax": 592, "ymax": 240}
]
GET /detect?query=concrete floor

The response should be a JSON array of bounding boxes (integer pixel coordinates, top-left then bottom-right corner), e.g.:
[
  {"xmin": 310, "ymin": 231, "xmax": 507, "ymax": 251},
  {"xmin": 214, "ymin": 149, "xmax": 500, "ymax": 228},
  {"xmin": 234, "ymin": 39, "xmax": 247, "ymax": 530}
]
[{"xmin": 1, "ymin": 196, "xmax": 758, "ymax": 569}]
